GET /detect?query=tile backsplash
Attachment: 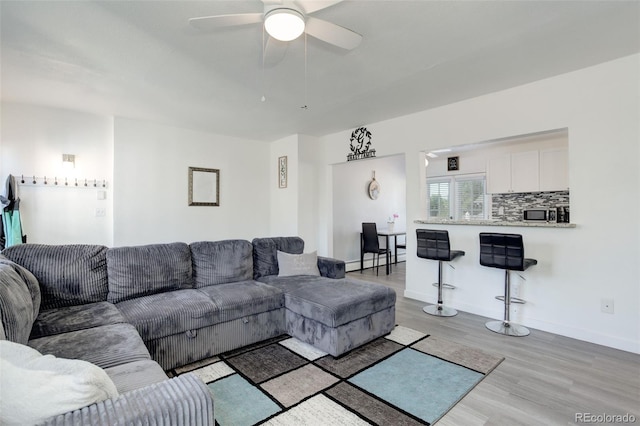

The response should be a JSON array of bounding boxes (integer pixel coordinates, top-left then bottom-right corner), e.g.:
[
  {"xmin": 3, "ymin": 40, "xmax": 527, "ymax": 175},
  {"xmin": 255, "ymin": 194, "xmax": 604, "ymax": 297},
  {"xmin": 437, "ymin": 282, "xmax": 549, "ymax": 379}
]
[{"xmin": 491, "ymin": 190, "xmax": 570, "ymax": 221}]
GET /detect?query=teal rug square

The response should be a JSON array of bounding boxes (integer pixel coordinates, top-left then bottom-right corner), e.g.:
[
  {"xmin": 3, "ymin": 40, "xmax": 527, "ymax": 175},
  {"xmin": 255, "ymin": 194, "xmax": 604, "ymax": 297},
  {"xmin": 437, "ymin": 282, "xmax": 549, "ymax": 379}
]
[
  {"xmin": 207, "ymin": 374, "xmax": 281, "ymax": 425},
  {"xmin": 349, "ymin": 348, "xmax": 483, "ymax": 424}
]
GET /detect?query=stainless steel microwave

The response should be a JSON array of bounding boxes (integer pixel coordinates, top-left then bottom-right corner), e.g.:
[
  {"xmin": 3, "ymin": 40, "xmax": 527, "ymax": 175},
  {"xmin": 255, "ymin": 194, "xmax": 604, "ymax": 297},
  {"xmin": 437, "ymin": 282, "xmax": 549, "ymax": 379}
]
[{"xmin": 523, "ymin": 208, "xmax": 556, "ymax": 222}]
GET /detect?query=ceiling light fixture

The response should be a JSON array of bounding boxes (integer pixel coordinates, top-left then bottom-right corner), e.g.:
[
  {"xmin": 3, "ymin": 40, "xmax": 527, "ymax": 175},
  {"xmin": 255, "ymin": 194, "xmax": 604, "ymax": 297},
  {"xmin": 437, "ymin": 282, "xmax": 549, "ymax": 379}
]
[{"xmin": 264, "ymin": 8, "xmax": 305, "ymax": 41}]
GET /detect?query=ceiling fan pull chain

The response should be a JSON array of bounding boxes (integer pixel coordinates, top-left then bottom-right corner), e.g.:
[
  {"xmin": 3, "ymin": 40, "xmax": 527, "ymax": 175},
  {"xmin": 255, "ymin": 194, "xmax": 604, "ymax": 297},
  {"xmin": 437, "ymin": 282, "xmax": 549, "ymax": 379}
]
[
  {"xmin": 301, "ymin": 31, "xmax": 308, "ymax": 110},
  {"xmin": 261, "ymin": 25, "xmax": 266, "ymax": 103}
]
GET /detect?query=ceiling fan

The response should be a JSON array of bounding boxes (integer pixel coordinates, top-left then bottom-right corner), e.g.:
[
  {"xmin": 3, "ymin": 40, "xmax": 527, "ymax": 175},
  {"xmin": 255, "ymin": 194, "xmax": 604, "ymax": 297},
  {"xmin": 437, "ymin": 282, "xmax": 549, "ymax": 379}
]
[{"xmin": 189, "ymin": 0, "xmax": 362, "ymax": 61}]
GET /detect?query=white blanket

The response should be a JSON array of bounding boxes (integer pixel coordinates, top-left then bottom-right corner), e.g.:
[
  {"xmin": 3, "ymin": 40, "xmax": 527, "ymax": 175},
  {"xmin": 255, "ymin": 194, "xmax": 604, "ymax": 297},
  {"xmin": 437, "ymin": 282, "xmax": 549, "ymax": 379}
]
[{"xmin": 0, "ymin": 340, "xmax": 119, "ymax": 426}]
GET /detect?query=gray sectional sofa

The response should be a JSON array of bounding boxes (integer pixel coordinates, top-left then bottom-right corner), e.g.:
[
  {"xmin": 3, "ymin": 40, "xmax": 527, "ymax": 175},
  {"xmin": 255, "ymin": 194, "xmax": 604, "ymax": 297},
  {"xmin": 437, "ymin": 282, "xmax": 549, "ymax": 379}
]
[{"xmin": 0, "ymin": 236, "xmax": 395, "ymax": 425}]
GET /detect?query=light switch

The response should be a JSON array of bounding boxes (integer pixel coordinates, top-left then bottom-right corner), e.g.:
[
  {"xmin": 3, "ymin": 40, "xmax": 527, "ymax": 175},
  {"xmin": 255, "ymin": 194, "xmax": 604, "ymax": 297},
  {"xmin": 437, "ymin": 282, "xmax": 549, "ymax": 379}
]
[{"xmin": 97, "ymin": 190, "xmax": 106, "ymax": 200}]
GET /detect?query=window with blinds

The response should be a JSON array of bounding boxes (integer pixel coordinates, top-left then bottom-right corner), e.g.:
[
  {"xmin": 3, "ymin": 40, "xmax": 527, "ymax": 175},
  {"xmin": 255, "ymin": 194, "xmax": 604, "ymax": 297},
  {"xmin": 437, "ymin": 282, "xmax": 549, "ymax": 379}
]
[
  {"xmin": 428, "ymin": 180, "xmax": 450, "ymax": 218},
  {"xmin": 427, "ymin": 174, "xmax": 488, "ymax": 220}
]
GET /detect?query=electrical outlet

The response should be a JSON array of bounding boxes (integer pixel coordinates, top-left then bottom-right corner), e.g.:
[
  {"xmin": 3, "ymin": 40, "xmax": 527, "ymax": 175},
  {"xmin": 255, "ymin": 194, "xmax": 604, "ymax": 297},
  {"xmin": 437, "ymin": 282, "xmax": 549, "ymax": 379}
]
[
  {"xmin": 601, "ymin": 298, "xmax": 614, "ymax": 314},
  {"xmin": 95, "ymin": 208, "xmax": 106, "ymax": 217}
]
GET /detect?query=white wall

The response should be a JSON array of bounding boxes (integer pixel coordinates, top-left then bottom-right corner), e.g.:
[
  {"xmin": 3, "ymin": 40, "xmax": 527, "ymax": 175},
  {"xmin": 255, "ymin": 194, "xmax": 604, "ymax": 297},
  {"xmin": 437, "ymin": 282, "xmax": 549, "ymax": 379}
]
[
  {"xmin": 113, "ymin": 118, "xmax": 270, "ymax": 245},
  {"xmin": 317, "ymin": 54, "xmax": 639, "ymax": 353},
  {"xmin": 268, "ymin": 134, "xmax": 326, "ymax": 253},
  {"xmin": 298, "ymin": 135, "xmax": 321, "ymax": 251},
  {"xmin": 270, "ymin": 135, "xmax": 299, "ymax": 238},
  {"xmin": 332, "ymin": 154, "xmax": 406, "ymax": 266},
  {"xmin": 0, "ymin": 107, "xmax": 273, "ymax": 247},
  {"xmin": 0, "ymin": 103, "xmax": 114, "ymax": 245}
]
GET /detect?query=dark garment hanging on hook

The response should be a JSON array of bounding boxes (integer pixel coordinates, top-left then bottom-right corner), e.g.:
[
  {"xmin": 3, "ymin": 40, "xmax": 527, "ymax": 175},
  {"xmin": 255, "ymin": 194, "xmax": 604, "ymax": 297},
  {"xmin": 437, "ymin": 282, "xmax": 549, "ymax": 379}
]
[{"xmin": 0, "ymin": 174, "xmax": 25, "ymax": 249}]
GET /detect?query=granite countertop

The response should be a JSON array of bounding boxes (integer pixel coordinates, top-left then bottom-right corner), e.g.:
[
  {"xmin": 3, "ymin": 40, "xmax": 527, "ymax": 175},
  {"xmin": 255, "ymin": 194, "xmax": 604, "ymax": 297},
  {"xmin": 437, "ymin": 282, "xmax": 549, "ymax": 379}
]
[{"xmin": 414, "ymin": 219, "xmax": 576, "ymax": 228}]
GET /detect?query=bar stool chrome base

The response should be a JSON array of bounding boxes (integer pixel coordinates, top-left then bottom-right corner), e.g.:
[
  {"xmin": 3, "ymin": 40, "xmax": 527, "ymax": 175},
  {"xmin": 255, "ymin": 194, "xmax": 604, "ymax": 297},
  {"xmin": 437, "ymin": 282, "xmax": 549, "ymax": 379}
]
[
  {"xmin": 485, "ymin": 320, "xmax": 530, "ymax": 337},
  {"xmin": 423, "ymin": 304, "xmax": 458, "ymax": 317}
]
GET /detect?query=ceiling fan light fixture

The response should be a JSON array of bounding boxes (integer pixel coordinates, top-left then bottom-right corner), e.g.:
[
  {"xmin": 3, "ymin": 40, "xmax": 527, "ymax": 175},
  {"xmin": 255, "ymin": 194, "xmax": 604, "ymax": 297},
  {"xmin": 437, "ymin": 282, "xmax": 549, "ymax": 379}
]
[{"xmin": 264, "ymin": 8, "xmax": 305, "ymax": 41}]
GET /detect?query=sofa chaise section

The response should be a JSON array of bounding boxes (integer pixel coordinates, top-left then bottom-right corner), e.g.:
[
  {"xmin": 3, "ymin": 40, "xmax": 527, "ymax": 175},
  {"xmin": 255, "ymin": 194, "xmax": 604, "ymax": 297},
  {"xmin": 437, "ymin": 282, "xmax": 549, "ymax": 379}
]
[{"xmin": 252, "ymin": 237, "xmax": 396, "ymax": 356}]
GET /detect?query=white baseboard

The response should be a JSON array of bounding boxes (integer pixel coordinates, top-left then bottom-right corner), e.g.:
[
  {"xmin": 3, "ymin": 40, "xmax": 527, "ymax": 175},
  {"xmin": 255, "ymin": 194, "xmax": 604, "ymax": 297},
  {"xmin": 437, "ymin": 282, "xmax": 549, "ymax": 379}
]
[
  {"xmin": 403, "ymin": 289, "xmax": 639, "ymax": 354},
  {"xmin": 345, "ymin": 255, "xmax": 406, "ymax": 273}
]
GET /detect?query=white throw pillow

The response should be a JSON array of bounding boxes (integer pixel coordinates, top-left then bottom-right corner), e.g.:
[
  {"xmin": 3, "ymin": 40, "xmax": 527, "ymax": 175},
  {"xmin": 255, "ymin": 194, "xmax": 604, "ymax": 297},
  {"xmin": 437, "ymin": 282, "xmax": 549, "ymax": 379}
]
[
  {"xmin": 277, "ymin": 250, "xmax": 321, "ymax": 277},
  {"xmin": 0, "ymin": 340, "xmax": 119, "ymax": 426}
]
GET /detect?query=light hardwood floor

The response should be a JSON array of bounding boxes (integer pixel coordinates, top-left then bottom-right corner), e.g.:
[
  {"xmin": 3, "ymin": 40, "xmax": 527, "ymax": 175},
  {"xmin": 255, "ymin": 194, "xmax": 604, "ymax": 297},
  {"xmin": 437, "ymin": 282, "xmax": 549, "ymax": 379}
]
[{"xmin": 348, "ymin": 262, "xmax": 640, "ymax": 426}]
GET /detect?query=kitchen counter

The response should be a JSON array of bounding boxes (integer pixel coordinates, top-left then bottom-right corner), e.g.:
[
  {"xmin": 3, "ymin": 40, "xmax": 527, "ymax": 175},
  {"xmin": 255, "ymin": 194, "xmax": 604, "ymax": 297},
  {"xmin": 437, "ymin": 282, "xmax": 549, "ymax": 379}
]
[{"xmin": 414, "ymin": 219, "xmax": 576, "ymax": 228}]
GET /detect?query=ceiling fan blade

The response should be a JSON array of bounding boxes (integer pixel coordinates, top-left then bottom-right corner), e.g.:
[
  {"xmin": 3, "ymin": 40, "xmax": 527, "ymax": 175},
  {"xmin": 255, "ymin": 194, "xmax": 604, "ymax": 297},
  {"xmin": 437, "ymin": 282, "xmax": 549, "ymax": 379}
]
[
  {"xmin": 305, "ymin": 16, "xmax": 362, "ymax": 50},
  {"xmin": 295, "ymin": 0, "xmax": 343, "ymax": 14},
  {"xmin": 264, "ymin": 36, "xmax": 289, "ymax": 68},
  {"xmin": 189, "ymin": 13, "xmax": 263, "ymax": 31}
]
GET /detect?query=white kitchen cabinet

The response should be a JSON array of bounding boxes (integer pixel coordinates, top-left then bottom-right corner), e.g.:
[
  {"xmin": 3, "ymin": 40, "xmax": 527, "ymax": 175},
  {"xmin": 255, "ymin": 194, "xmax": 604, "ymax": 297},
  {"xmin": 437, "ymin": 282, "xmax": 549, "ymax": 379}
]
[
  {"xmin": 486, "ymin": 155, "xmax": 512, "ymax": 194},
  {"xmin": 511, "ymin": 151, "xmax": 539, "ymax": 193},
  {"xmin": 486, "ymin": 151, "xmax": 539, "ymax": 193},
  {"xmin": 539, "ymin": 148, "xmax": 569, "ymax": 191}
]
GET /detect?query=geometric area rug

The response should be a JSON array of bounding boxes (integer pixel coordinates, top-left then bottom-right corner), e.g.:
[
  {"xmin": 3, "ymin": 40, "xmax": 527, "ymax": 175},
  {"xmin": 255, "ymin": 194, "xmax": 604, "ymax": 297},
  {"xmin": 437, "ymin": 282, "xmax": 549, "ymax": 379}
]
[{"xmin": 171, "ymin": 326, "xmax": 504, "ymax": 425}]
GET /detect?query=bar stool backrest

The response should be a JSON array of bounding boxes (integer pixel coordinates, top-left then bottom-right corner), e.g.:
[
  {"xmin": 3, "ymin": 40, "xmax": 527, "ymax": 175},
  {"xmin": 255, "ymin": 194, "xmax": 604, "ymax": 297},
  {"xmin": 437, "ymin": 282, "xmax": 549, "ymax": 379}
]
[
  {"xmin": 479, "ymin": 232, "xmax": 525, "ymax": 271},
  {"xmin": 362, "ymin": 223, "xmax": 380, "ymax": 254},
  {"xmin": 416, "ymin": 229, "xmax": 451, "ymax": 261}
]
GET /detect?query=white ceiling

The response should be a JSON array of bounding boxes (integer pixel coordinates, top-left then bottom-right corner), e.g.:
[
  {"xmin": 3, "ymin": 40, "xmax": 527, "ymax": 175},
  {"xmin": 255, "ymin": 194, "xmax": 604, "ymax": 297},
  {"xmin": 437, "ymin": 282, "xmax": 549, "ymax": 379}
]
[{"xmin": 1, "ymin": 1, "xmax": 639, "ymax": 142}]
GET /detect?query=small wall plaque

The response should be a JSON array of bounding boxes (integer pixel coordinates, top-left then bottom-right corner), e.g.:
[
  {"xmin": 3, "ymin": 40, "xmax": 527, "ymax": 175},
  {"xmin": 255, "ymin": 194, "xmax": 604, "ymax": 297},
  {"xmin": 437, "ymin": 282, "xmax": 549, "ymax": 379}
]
[
  {"xmin": 447, "ymin": 156, "xmax": 459, "ymax": 171},
  {"xmin": 347, "ymin": 127, "xmax": 376, "ymax": 161},
  {"xmin": 278, "ymin": 156, "xmax": 288, "ymax": 188}
]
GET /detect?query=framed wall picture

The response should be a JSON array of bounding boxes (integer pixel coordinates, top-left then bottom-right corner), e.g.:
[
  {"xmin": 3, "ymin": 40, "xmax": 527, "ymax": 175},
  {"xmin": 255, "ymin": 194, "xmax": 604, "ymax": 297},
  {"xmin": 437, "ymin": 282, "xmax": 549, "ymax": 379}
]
[
  {"xmin": 447, "ymin": 156, "xmax": 460, "ymax": 171},
  {"xmin": 188, "ymin": 167, "xmax": 220, "ymax": 206},
  {"xmin": 278, "ymin": 156, "xmax": 288, "ymax": 188}
]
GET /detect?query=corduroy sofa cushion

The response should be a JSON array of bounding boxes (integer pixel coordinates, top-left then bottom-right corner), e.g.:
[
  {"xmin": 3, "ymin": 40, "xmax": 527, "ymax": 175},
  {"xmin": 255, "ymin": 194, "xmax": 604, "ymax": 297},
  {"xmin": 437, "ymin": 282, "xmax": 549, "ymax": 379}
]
[
  {"xmin": 106, "ymin": 243, "xmax": 193, "ymax": 304},
  {"xmin": 190, "ymin": 239, "xmax": 253, "ymax": 287},
  {"xmin": 0, "ymin": 259, "xmax": 40, "ymax": 344},
  {"xmin": 28, "ymin": 323, "xmax": 151, "ymax": 370},
  {"xmin": 197, "ymin": 280, "xmax": 284, "ymax": 324},
  {"xmin": 29, "ymin": 302, "xmax": 126, "ymax": 340},
  {"xmin": 252, "ymin": 237, "xmax": 304, "ymax": 279},
  {"xmin": 115, "ymin": 289, "xmax": 217, "ymax": 341},
  {"xmin": 2, "ymin": 244, "xmax": 108, "ymax": 310}
]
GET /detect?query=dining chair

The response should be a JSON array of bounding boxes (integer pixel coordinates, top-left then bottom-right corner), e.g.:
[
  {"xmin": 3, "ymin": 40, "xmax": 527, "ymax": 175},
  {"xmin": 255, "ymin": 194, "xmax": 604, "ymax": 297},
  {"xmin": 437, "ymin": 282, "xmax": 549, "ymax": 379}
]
[
  {"xmin": 361, "ymin": 222, "xmax": 390, "ymax": 276},
  {"xmin": 395, "ymin": 237, "xmax": 406, "ymax": 264}
]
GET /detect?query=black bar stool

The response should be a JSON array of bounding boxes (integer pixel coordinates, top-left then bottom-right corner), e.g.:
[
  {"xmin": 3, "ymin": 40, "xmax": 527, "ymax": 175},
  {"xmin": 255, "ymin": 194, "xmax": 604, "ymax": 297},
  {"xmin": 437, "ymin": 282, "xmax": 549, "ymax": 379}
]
[
  {"xmin": 416, "ymin": 229, "xmax": 465, "ymax": 317},
  {"xmin": 479, "ymin": 232, "xmax": 537, "ymax": 336}
]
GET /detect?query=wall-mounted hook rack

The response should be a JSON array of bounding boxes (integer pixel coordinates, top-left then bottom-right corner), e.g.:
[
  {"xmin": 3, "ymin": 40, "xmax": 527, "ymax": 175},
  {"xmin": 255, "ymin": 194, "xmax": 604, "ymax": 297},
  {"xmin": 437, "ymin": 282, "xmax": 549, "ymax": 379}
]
[{"xmin": 15, "ymin": 175, "xmax": 108, "ymax": 189}]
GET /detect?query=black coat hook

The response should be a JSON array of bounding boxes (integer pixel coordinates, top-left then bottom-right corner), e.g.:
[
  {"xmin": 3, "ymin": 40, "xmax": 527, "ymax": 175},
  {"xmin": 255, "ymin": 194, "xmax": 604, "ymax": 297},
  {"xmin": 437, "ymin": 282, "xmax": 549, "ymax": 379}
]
[
  {"xmin": 21, "ymin": 175, "xmax": 25, "ymax": 184},
  {"xmin": 44, "ymin": 176, "xmax": 48, "ymax": 185},
  {"xmin": 32, "ymin": 175, "xmax": 36, "ymax": 184}
]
